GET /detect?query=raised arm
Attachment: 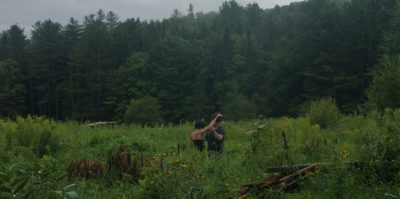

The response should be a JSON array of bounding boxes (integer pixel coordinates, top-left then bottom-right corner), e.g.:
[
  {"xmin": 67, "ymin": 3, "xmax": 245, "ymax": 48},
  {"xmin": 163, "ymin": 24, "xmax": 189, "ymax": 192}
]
[{"xmin": 197, "ymin": 114, "xmax": 222, "ymax": 134}]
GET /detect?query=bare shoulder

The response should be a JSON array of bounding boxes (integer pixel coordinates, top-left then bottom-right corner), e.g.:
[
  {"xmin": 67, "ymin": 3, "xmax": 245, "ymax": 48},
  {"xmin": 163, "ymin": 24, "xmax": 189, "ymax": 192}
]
[{"xmin": 189, "ymin": 131, "xmax": 196, "ymax": 139}]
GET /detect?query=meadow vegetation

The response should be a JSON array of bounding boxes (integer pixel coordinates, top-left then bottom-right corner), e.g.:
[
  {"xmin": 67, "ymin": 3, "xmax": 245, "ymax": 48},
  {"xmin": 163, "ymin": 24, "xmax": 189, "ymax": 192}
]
[{"xmin": 1, "ymin": 108, "xmax": 399, "ymax": 198}]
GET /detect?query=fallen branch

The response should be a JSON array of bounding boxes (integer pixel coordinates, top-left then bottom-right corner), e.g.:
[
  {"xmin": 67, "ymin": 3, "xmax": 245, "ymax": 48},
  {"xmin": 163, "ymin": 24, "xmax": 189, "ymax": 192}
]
[
  {"xmin": 264, "ymin": 160, "xmax": 358, "ymax": 173},
  {"xmin": 236, "ymin": 161, "xmax": 359, "ymax": 198},
  {"xmin": 237, "ymin": 175, "xmax": 282, "ymax": 196},
  {"xmin": 279, "ymin": 163, "xmax": 318, "ymax": 182}
]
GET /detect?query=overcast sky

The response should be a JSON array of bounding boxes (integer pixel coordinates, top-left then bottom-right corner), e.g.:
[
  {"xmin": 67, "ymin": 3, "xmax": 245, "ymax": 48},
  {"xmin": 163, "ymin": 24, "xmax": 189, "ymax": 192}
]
[{"xmin": 0, "ymin": 0, "xmax": 302, "ymax": 35}]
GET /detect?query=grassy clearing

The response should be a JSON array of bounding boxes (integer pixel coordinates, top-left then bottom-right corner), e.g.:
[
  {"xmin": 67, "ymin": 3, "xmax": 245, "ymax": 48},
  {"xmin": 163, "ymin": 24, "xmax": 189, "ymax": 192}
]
[{"xmin": 0, "ymin": 110, "xmax": 399, "ymax": 198}]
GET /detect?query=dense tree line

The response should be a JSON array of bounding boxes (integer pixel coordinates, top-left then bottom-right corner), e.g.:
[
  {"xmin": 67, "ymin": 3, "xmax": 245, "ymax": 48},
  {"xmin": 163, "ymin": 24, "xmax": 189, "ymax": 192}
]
[{"xmin": 0, "ymin": 0, "xmax": 398, "ymax": 123}]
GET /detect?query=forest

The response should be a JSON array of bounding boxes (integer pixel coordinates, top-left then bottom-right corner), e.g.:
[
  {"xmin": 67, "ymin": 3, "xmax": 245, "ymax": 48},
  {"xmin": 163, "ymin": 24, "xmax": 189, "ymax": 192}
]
[{"xmin": 1, "ymin": 0, "xmax": 399, "ymax": 124}]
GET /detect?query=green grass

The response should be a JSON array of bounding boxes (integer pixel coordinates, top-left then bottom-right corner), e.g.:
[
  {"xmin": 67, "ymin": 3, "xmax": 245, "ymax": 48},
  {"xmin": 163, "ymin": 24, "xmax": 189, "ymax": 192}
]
[{"xmin": 0, "ymin": 110, "xmax": 399, "ymax": 198}]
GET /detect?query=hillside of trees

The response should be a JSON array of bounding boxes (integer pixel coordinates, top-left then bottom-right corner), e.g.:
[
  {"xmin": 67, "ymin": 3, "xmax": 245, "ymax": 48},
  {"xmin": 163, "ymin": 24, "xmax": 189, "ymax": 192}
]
[{"xmin": 0, "ymin": 0, "xmax": 399, "ymax": 123}]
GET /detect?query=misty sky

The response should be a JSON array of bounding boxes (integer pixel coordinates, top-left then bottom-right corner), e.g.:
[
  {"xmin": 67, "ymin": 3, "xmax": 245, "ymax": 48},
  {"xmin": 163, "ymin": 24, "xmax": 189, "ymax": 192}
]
[{"xmin": 0, "ymin": 0, "xmax": 301, "ymax": 35}]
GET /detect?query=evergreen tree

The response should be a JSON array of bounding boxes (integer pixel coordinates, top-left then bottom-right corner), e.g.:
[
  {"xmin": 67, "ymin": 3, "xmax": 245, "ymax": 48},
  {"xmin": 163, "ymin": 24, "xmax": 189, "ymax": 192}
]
[
  {"xmin": 68, "ymin": 10, "xmax": 114, "ymax": 120},
  {"xmin": 0, "ymin": 59, "xmax": 26, "ymax": 118},
  {"xmin": 30, "ymin": 20, "xmax": 67, "ymax": 119}
]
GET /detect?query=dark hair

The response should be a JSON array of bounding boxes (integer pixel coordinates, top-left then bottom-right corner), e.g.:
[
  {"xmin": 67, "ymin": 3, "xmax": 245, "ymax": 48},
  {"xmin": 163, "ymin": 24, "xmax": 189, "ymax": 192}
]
[
  {"xmin": 210, "ymin": 112, "xmax": 223, "ymax": 123},
  {"xmin": 195, "ymin": 120, "xmax": 206, "ymax": 129}
]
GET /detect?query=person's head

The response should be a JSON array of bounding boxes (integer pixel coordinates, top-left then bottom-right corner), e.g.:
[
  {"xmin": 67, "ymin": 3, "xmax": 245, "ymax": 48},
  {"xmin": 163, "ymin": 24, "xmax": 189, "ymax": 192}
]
[
  {"xmin": 210, "ymin": 112, "xmax": 223, "ymax": 126},
  {"xmin": 195, "ymin": 120, "xmax": 206, "ymax": 129}
]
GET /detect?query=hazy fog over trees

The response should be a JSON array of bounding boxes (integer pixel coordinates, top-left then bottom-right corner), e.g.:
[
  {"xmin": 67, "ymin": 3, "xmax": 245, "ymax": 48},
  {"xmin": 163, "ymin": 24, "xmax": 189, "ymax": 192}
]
[{"xmin": 0, "ymin": 0, "xmax": 398, "ymax": 123}]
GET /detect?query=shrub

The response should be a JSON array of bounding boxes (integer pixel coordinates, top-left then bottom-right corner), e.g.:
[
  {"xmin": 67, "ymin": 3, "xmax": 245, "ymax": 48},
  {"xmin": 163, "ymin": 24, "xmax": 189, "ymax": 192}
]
[
  {"xmin": 123, "ymin": 96, "xmax": 162, "ymax": 126},
  {"xmin": 308, "ymin": 97, "xmax": 341, "ymax": 129},
  {"xmin": 4, "ymin": 116, "xmax": 61, "ymax": 157},
  {"xmin": 367, "ymin": 55, "xmax": 400, "ymax": 111},
  {"xmin": 222, "ymin": 94, "xmax": 256, "ymax": 121},
  {"xmin": 358, "ymin": 109, "xmax": 400, "ymax": 183}
]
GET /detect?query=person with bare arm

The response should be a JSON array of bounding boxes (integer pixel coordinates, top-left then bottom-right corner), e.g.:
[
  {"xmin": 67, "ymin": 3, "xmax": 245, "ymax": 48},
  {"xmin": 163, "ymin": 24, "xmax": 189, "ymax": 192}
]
[{"xmin": 189, "ymin": 114, "xmax": 223, "ymax": 152}]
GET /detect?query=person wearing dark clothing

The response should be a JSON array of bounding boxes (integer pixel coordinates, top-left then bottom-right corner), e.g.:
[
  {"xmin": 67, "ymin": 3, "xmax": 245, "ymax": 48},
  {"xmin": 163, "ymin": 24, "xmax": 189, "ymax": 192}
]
[
  {"xmin": 189, "ymin": 114, "xmax": 222, "ymax": 152},
  {"xmin": 205, "ymin": 113, "xmax": 225, "ymax": 153},
  {"xmin": 192, "ymin": 139, "xmax": 205, "ymax": 151},
  {"xmin": 206, "ymin": 126, "xmax": 225, "ymax": 153}
]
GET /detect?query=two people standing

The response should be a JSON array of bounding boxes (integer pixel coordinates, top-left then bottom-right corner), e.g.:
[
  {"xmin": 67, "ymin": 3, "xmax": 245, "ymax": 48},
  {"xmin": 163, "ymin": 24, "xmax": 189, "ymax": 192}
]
[{"xmin": 188, "ymin": 113, "xmax": 225, "ymax": 153}]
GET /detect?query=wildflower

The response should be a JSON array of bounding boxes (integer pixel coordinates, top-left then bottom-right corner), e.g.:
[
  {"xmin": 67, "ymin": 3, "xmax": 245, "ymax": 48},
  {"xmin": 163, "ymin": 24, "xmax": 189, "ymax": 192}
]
[
  {"xmin": 171, "ymin": 159, "xmax": 179, "ymax": 164},
  {"xmin": 158, "ymin": 153, "xmax": 166, "ymax": 157},
  {"xmin": 150, "ymin": 158, "xmax": 158, "ymax": 165},
  {"xmin": 166, "ymin": 171, "xmax": 173, "ymax": 176},
  {"xmin": 172, "ymin": 153, "xmax": 176, "ymax": 155},
  {"xmin": 197, "ymin": 175, "xmax": 204, "ymax": 180},
  {"xmin": 168, "ymin": 153, "xmax": 172, "ymax": 156},
  {"xmin": 343, "ymin": 152, "xmax": 350, "ymax": 158},
  {"xmin": 180, "ymin": 164, "xmax": 187, "ymax": 169},
  {"xmin": 339, "ymin": 150, "xmax": 350, "ymax": 159}
]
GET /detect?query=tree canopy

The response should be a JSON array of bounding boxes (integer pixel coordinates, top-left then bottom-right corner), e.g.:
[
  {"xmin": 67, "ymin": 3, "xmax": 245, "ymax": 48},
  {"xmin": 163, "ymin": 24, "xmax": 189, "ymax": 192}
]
[{"xmin": 0, "ymin": 0, "xmax": 398, "ymax": 124}]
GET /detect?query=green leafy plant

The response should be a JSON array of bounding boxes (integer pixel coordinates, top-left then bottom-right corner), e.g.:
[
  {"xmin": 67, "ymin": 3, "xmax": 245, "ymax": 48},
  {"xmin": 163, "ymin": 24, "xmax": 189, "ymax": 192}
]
[
  {"xmin": 0, "ymin": 157, "xmax": 77, "ymax": 199},
  {"xmin": 359, "ymin": 109, "xmax": 400, "ymax": 183},
  {"xmin": 124, "ymin": 96, "xmax": 162, "ymax": 127},
  {"xmin": 5, "ymin": 116, "xmax": 61, "ymax": 158},
  {"xmin": 222, "ymin": 94, "xmax": 257, "ymax": 121},
  {"xmin": 367, "ymin": 55, "xmax": 400, "ymax": 111},
  {"xmin": 308, "ymin": 97, "xmax": 341, "ymax": 129}
]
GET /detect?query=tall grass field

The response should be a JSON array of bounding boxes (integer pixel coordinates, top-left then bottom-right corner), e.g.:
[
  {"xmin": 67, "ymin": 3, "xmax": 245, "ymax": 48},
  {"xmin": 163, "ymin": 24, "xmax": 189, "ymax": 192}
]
[{"xmin": 0, "ymin": 109, "xmax": 399, "ymax": 198}]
